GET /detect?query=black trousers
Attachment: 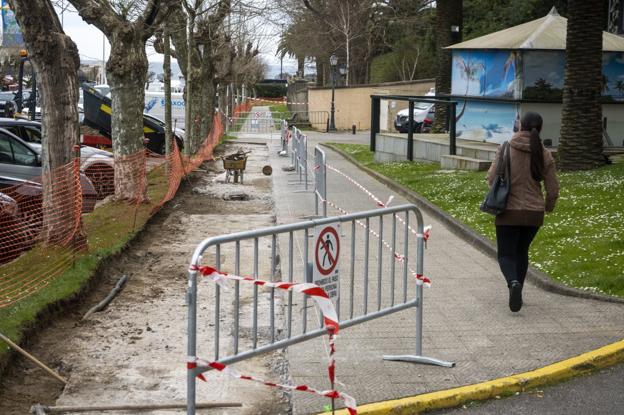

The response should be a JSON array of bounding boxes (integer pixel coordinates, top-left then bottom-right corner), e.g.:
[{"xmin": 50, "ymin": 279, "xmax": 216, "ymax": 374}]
[{"xmin": 495, "ymin": 225, "xmax": 540, "ymax": 287}]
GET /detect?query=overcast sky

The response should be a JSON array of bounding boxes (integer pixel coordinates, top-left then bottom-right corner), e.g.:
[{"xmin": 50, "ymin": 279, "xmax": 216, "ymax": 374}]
[{"xmin": 54, "ymin": 3, "xmax": 296, "ymax": 77}]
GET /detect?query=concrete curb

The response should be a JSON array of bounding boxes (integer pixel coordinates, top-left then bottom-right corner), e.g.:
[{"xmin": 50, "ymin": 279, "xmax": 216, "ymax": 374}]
[
  {"xmin": 323, "ymin": 143, "xmax": 624, "ymax": 305},
  {"xmin": 326, "ymin": 339, "xmax": 624, "ymax": 415}
]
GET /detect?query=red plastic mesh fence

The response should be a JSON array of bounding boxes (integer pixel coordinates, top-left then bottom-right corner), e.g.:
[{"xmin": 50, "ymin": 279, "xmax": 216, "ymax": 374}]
[{"xmin": 0, "ymin": 114, "xmax": 224, "ymax": 308}]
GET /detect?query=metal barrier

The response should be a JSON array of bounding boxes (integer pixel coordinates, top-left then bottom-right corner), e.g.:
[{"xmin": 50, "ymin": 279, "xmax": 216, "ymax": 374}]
[
  {"xmin": 229, "ymin": 111, "xmax": 277, "ymax": 134},
  {"xmin": 314, "ymin": 146, "xmax": 327, "ymax": 217},
  {"xmin": 289, "ymin": 126, "xmax": 309, "ymax": 190},
  {"xmin": 286, "ymin": 110, "xmax": 330, "ymax": 129},
  {"xmin": 186, "ymin": 204, "xmax": 454, "ymax": 414},
  {"xmin": 279, "ymin": 120, "xmax": 289, "ymax": 156}
]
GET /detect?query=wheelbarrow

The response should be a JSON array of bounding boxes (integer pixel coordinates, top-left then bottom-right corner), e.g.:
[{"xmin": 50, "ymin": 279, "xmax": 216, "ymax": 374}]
[{"xmin": 223, "ymin": 150, "xmax": 250, "ymax": 184}]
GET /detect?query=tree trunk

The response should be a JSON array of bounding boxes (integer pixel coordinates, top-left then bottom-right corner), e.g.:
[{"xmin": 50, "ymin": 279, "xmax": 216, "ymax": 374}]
[
  {"xmin": 187, "ymin": 67, "xmax": 203, "ymax": 153},
  {"xmin": 559, "ymin": 1, "xmax": 606, "ymax": 170},
  {"xmin": 8, "ymin": 0, "xmax": 82, "ymax": 246},
  {"xmin": 433, "ymin": 0, "xmax": 462, "ymax": 133},
  {"xmin": 316, "ymin": 57, "xmax": 325, "ymax": 86},
  {"xmin": 297, "ymin": 55, "xmax": 305, "ymax": 77},
  {"xmin": 345, "ymin": 35, "xmax": 350, "ymax": 87},
  {"xmin": 163, "ymin": 27, "xmax": 172, "ymax": 161},
  {"xmin": 199, "ymin": 57, "xmax": 215, "ymax": 140},
  {"xmin": 107, "ymin": 35, "xmax": 149, "ymax": 201}
]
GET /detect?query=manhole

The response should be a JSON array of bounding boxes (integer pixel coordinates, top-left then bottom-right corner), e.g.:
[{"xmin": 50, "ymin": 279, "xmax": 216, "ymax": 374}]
[{"xmin": 223, "ymin": 193, "xmax": 250, "ymax": 201}]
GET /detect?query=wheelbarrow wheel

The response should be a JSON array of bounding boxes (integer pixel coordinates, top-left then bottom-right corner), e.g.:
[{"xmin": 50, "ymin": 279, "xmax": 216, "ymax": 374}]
[{"xmin": 233, "ymin": 170, "xmax": 240, "ymax": 183}]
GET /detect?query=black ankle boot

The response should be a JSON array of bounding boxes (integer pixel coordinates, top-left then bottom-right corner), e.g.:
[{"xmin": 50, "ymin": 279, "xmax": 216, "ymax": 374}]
[{"xmin": 509, "ymin": 280, "xmax": 523, "ymax": 312}]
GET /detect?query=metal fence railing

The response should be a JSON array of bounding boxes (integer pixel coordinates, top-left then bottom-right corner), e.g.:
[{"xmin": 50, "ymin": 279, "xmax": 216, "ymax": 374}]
[
  {"xmin": 289, "ymin": 126, "xmax": 309, "ymax": 190},
  {"xmin": 314, "ymin": 146, "xmax": 327, "ymax": 217},
  {"xmin": 228, "ymin": 111, "xmax": 277, "ymax": 134},
  {"xmin": 279, "ymin": 120, "xmax": 289, "ymax": 156},
  {"xmin": 287, "ymin": 110, "xmax": 330, "ymax": 129},
  {"xmin": 186, "ymin": 204, "xmax": 454, "ymax": 414}
]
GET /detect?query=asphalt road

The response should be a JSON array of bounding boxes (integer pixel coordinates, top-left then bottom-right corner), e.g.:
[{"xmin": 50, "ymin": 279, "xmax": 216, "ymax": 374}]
[{"xmin": 433, "ymin": 363, "xmax": 624, "ymax": 414}]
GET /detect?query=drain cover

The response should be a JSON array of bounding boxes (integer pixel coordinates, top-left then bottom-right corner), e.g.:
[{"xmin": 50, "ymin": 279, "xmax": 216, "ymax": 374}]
[{"xmin": 223, "ymin": 193, "xmax": 250, "ymax": 201}]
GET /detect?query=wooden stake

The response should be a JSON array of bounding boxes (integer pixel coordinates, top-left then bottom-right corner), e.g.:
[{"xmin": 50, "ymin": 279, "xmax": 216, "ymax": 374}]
[
  {"xmin": 31, "ymin": 401, "xmax": 242, "ymax": 413},
  {"xmin": 0, "ymin": 332, "xmax": 68, "ymax": 385}
]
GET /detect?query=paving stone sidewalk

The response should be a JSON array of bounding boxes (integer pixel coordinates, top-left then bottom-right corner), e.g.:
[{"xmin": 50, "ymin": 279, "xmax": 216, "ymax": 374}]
[{"xmin": 267, "ymin": 127, "xmax": 624, "ymax": 414}]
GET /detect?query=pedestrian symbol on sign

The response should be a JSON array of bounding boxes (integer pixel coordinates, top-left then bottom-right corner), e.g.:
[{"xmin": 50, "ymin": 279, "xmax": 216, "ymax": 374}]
[{"xmin": 313, "ymin": 223, "xmax": 340, "ymax": 300}]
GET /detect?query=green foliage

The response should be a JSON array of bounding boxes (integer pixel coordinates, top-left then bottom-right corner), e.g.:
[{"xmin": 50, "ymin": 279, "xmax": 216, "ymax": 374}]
[
  {"xmin": 371, "ymin": 0, "xmax": 573, "ymax": 83},
  {"xmin": 270, "ymin": 104, "xmax": 292, "ymax": 129},
  {"xmin": 331, "ymin": 143, "xmax": 624, "ymax": 297},
  {"xmin": 463, "ymin": 0, "xmax": 568, "ymax": 40},
  {"xmin": 255, "ymin": 83, "xmax": 287, "ymax": 98}
]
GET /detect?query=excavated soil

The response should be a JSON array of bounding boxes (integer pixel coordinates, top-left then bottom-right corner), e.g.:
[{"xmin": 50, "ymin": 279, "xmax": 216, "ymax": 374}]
[{"xmin": 0, "ymin": 143, "xmax": 290, "ymax": 414}]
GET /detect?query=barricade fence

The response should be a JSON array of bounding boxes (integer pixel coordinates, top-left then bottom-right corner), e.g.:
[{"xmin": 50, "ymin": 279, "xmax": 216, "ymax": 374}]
[
  {"xmin": 0, "ymin": 114, "xmax": 224, "ymax": 309},
  {"xmin": 314, "ymin": 146, "xmax": 327, "ymax": 217},
  {"xmin": 227, "ymin": 110, "xmax": 274, "ymax": 134},
  {"xmin": 186, "ymin": 204, "xmax": 453, "ymax": 415},
  {"xmin": 287, "ymin": 126, "xmax": 309, "ymax": 190}
]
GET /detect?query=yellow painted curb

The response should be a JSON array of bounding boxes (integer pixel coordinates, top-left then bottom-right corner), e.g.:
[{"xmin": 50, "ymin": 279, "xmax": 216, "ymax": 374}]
[{"xmin": 324, "ymin": 339, "xmax": 624, "ymax": 415}]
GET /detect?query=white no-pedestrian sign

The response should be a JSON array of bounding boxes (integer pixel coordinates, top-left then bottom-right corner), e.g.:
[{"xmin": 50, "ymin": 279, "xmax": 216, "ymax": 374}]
[{"xmin": 313, "ymin": 222, "xmax": 340, "ymax": 299}]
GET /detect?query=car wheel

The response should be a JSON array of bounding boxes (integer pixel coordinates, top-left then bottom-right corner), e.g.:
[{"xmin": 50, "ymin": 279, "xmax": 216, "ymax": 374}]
[{"xmin": 84, "ymin": 164, "xmax": 115, "ymax": 200}]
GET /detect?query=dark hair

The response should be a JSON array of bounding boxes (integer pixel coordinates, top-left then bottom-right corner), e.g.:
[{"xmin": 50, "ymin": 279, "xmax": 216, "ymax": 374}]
[{"xmin": 520, "ymin": 111, "xmax": 544, "ymax": 182}]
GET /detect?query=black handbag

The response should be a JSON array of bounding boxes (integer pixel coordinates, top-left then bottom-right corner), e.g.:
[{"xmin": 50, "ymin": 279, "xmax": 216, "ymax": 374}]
[{"xmin": 480, "ymin": 141, "xmax": 511, "ymax": 216}]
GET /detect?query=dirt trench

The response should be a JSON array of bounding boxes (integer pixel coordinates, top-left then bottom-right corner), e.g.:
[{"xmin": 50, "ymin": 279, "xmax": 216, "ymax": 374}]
[{"xmin": 0, "ymin": 142, "xmax": 290, "ymax": 415}]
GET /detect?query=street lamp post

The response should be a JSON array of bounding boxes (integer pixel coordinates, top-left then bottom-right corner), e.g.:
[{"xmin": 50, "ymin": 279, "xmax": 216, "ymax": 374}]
[{"xmin": 329, "ymin": 53, "xmax": 337, "ymax": 131}]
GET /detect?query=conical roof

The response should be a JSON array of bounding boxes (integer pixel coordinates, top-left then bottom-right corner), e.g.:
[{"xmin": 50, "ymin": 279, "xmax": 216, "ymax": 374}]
[{"xmin": 447, "ymin": 7, "xmax": 624, "ymax": 52}]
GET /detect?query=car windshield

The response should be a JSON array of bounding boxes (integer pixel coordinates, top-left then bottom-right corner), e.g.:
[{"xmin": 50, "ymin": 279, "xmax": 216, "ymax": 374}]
[
  {"xmin": 144, "ymin": 114, "xmax": 165, "ymax": 127},
  {"xmin": 0, "ymin": 92, "xmax": 15, "ymax": 101},
  {"xmin": 414, "ymin": 103, "xmax": 431, "ymax": 110}
]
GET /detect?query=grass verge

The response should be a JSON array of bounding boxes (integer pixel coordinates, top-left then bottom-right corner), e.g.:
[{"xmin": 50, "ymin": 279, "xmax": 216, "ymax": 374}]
[
  {"xmin": 330, "ymin": 143, "xmax": 624, "ymax": 297},
  {"xmin": 0, "ymin": 166, "xmax": 170, "ymax": 369},
  {"xmin": 269, "ymin": 103, "xmax": 291, "ymax": 121}
]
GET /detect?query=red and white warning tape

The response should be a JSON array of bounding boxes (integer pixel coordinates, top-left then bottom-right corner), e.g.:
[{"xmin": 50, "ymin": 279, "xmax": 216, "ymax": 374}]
[
  {"xmin": 325, "ymin": 163, "xmax": 433, "ymax": 247},
  {"xmin": 188, "ymin": 357, "xmax": 357, "ymax": 415},
  {"xmin": 326, "ymin": 164, "xmax": 394, "ymax": 209},
  {"xmin": 247, "ymin": 96, "xmax": 309, "ymax": 106},
  {"xmin": 319, "ymin": 198, "xmax": 431, "ymax": 287},
  {"xmin": 192, "ymin": 266, "xmax": 339, "ymax": 330},
  {"xmin": 188, "ymin": 265, "xmax": 357, "ymax": 414}
]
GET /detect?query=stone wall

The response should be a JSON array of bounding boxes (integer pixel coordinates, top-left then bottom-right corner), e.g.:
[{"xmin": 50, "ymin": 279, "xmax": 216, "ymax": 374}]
[{"xmin": 308, "ymin": 79, "xmax": 435, "ymax": 130}]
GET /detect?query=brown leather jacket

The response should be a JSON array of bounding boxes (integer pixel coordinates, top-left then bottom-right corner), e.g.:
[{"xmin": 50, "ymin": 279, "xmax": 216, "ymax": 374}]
[{"xmin": 487, "ymin": 131, "xmax": 560, "ymax": 226}]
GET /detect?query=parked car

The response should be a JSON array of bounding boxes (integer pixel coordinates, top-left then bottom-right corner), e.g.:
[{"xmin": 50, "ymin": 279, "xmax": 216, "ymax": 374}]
[
  {"xmin": 0, "ymin": 191, "xmax": 23, "ymax": 263},
  {"xmin": 0, "ymin": 118, "xmax": 114, "ymax": 199},
  {"xmin": 15, "ymin": 90, "xmax": 42, "ymax": 120},
  {"xmin": 0, "ymin": 130, "xmax": 99, "ymax": 211},
  {"xmin": 394, "ymin": 88, "xmax": 436, "ymax": 134},
  {"xmin": 0, "ymin": 91, "xmax": 16, "ymax": 118},
  {"xmin": 82, "ymin": 83, "xmax": 184, "ymax": 154}
]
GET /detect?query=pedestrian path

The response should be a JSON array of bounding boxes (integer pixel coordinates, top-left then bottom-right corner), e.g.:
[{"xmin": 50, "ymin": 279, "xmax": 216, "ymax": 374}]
[
  {"xmin": 268, "ymin": 130, "xmax": 624, "ymax": 414},
  {"xmin": 230, "ymin": 105, "xmax": 280, "ymax": 140}
]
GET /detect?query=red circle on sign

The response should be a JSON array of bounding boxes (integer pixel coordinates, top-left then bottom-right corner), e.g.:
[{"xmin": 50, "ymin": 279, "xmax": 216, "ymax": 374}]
[{"xmin": 315, "ymin": 226, "xmax": 340, "ymax": 276}]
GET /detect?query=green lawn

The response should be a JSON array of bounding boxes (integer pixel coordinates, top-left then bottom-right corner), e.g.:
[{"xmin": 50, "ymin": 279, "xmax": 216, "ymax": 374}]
[
  {"xmin": 270, "ymin": 104, "xmax": 291, "ymax": 130},
  {"xmin": 330, "ymin": 143, "xmax": 624, "ymax": 297}
]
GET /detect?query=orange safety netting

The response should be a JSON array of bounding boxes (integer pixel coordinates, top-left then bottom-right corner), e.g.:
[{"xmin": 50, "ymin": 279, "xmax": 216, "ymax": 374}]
[
  {"xmin": 230, "ymin": 100, "xmax": 252, "ymax": 126},
  {"xmin": 0, "ymin": 114, "xmax": 225, "ymax": 308}
]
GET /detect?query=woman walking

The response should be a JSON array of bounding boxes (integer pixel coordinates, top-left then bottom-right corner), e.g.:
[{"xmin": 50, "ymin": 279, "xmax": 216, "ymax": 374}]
[{"xmin": 487, "ymin": 112, "xmax": 559, "ymax": 312}]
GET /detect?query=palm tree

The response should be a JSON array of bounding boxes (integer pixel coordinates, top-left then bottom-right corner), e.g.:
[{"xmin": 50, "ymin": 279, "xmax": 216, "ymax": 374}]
[
  {"xmin": 454, "ymin": 57, "xmax": 484, "ymax": 121},
  {"xmin": 558, "ymin": 0, "xmax": 606, "ymax": 170},
  {"xmin": 432, "ymin": 0, "xmax": 463, "ymax": 133},
  {"xmin": 615, "ymin": 80, "xmax": 624, "ymax": 97}
]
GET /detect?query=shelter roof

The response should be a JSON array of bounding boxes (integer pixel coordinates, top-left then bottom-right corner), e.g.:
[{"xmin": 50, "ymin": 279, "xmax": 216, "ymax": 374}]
[{"xmin": 447, "ymin": 7, "xmax": 624, "ymax": 52}]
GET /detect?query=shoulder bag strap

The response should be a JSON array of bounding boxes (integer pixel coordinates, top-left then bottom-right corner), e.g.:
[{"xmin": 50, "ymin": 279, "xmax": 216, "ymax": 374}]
[{"xmin": 495, "ymin": 141, "xmax": 509, "ymax": 177}]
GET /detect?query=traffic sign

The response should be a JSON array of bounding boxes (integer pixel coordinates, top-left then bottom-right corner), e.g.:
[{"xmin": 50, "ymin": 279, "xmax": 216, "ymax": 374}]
[{"xmin": 313, "ymin": 222, "xmax": 340, "ymax": 299}]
